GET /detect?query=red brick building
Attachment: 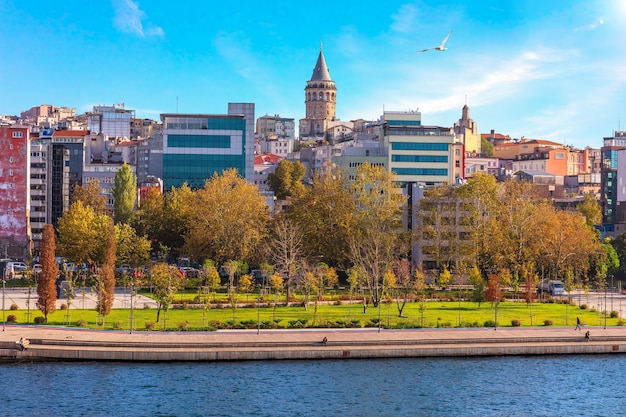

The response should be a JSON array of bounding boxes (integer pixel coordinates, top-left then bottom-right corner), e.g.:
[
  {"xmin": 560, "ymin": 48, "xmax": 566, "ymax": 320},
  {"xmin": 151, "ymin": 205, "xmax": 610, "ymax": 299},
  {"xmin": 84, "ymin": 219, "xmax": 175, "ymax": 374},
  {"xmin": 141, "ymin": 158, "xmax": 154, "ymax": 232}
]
[{"xmin": 0, "ymin": 126, "xmax": 31, "ymax": 259}]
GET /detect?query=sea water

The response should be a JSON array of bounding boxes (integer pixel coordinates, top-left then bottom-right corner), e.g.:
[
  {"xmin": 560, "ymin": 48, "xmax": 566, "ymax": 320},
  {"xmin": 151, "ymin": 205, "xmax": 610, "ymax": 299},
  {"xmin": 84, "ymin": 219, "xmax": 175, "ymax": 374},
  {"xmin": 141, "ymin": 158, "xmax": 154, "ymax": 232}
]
[{"xmin": 1, "ymin": 355, "xmax": 625, "ymax": 416}]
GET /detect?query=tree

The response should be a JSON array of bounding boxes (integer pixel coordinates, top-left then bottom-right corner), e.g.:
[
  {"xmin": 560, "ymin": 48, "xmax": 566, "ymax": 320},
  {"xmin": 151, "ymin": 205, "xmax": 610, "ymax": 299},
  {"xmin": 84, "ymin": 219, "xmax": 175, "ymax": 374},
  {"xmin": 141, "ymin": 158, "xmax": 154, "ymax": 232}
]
[
  {"xmin": 347, "ymin": 163, "xmax": 406, "ymax": 306},
  {"xmin": 151, "ymin": 263, "xmax": 184, "ymax": 324},
  {"xmin": 577, "ymin": 194, "xmax": 602, "ymax": 228},
  {"xmin": 115, "ymin": 223, "xmax": 151, "ymax": 269},
  {"xmin": 456, "ymin": 172, "xmax": 501, "ymax": 277},
  {"xmin": 57, "ymin": 201, "xmax": 100, "ymax": 266},
  {"xmin": 391, "ymin": 258, "xmax": 414, "ymax": 317},
  {"xmin": 184, "ymin": 169, "xmax": 269, "ymax": 265},
  {"xmin": 112, "ymin": 162, "xmax": 137, "ymax": 224},
  {"xmin": 268, "ymin": 272, "xmax": 284, "ymax": 321},
  {"xmin": 480, "ymin": 136, "xmax": 494, "ymax": 157},
  {"xmin": 289, "ymin": 166, "xmax": 355, "ymax": 269},
  {"xmin": 418, "ymin": 185, "xmax": 467, "ymax": 278},
  {"xmin": 72, "ymin": 178, "xmax": 109, "ymax": 215},
  {"xmin": 222, "ymin": 260, "xmax": 239, "ymax": 310},
  {"xmin": 96, "ymin": 219, "xmax": 116, "ymax": 317},
  {"xmin": 37, "ymin": 224, "xmax": 58, "ymax": 321},
  {"xmin": 270, "ymin": 215, "xmax": 304, "ymax": 305},
  {"xmin": 267, "ymin": 159, "xmax": 306, "ymax": 200},
  {"xmin": 535, "ymin": 204, "xmax": 597, "ymax": 282}
]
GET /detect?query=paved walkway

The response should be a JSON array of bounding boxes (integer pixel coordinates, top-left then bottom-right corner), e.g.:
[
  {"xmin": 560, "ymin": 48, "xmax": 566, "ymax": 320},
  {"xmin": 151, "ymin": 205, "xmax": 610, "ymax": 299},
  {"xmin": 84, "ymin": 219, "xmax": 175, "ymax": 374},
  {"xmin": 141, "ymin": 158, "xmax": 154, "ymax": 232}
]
[
  {"xmin": 0, "ymin": 287, "xmax": 157, "ymax": 310},
  {"xmin": 1, "ymin": 324, "xmax": 625, "ymax": 362}
]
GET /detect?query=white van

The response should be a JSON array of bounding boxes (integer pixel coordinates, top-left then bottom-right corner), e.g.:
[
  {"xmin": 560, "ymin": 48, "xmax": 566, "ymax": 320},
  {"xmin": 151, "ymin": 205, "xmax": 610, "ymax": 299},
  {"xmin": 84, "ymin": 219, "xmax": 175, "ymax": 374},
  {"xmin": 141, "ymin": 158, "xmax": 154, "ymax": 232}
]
[{"xmin": 5, "ymin": 262, "xmax": 27, "ymax": 278}]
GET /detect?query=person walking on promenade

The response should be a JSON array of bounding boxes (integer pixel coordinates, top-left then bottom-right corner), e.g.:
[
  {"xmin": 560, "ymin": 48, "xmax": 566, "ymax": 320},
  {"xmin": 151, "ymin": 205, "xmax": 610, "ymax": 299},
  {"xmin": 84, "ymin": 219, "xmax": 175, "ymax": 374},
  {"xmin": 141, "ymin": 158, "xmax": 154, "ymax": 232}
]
[{"xmin": 575, "ymin": 316, "xmax": 581, "ymax": 331}]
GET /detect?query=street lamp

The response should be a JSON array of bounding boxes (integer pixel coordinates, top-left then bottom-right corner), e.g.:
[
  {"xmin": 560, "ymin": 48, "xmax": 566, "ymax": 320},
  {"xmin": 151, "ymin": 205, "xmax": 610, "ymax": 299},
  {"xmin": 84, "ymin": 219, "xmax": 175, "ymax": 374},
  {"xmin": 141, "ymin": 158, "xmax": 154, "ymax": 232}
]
[
  {"xmin": 604, "ymin": 278, "xmax": 608, "ymax": 329},
  {"xmin": 257, "ymin": 284, "xmax": 261, "ymax": 334},
  {"xmin": 2, "ymin": 276, "xmax": 5, "ymax": 332},
  {"xmin": 129, "ymin": 280, "xmax": 135, "ymax": 334},
  {"xmin": 378, "ymin": 286, "xmax": 382, "ymax": 333}
]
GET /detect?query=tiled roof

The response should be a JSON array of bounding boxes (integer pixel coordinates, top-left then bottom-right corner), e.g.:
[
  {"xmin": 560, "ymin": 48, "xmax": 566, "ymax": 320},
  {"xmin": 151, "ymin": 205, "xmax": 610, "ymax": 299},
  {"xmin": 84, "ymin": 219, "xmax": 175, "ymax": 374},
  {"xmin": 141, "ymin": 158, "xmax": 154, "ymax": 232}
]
[
  {"xmin": 254, "ymin": 153, "xmax": 283, "ymax": 164},
  {"xmin": 52, "ymin": 129, "xmax": 88, "ymax": 137}
]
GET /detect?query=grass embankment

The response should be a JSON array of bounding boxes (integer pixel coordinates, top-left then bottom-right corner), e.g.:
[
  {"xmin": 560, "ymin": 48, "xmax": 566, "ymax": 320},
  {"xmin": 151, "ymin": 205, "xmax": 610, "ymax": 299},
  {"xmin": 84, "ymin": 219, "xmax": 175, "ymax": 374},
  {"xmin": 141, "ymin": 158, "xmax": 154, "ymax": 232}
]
[{"xmin": 3, "ymin": 299, "xmax": 619, "ymax": 332}]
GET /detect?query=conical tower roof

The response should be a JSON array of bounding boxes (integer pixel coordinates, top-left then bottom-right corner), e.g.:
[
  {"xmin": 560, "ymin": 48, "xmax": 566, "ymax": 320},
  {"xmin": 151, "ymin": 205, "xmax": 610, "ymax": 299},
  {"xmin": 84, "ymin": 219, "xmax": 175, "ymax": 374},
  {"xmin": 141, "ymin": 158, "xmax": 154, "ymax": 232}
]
[{"xmin": 310, "ymin": 42, "xmax": 332, "ymax": 81}]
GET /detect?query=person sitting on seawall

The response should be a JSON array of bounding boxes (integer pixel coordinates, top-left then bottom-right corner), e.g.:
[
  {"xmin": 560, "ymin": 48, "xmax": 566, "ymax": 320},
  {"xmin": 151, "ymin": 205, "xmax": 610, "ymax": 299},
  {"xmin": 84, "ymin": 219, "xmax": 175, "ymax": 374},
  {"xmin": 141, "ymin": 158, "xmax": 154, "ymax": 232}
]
[
  {"xmin": 17, "ymin": 337, "xmax": 30, "ymax": 351},
  {"xmin": 584, "ymin": 331, "xmax": 591, "ymax": 342}
]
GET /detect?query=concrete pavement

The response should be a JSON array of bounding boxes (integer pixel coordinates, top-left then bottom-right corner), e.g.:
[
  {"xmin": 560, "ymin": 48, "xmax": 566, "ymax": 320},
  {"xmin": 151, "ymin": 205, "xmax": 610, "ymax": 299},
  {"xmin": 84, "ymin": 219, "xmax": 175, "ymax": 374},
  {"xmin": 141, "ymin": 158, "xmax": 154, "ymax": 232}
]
[
  {"xmin": 0, "ymin": 287, "xmax": 158, "ymax": 310},
  {"xmin": 1, "ymin": 324, "xmax": 626, "ymax": 362}
]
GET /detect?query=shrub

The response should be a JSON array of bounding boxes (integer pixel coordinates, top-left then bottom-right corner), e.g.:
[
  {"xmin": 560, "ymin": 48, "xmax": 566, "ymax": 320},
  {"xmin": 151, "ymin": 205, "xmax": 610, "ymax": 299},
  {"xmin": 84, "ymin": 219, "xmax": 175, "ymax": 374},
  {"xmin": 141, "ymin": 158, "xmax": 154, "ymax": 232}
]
[
  {"xmin": 60, "ymin": 303, "xmax": 68, "ymax": 310},
  {"xmin": 511, "ymin": 319, "xmax": 521, "ymax": 327},
  {"xmin": 7, "ymin": 314, "xmax": 17, "ymax": 323},
  {"xmin": 618, "ymin": 319, "xmax": 625, "ymax": 326},
  {"xmin": 10, "ymin": 303, "xmax": 18, "ymax": 311},
  {"xmin": 145, "ymin": 321, "xmax": 155, "ymax": 330},
  {"xmin": 34, "ymin": 316, "xmax": 46, "ymax": 325},
  {"xmin": 580, "ymin": 304, "xmax": 588, "ymax": 310},
  {"xmin": 143, "ymin": 303, "xmax": 151, "ymax": 309},
  {"xmin": 76, "ymin": 319, "xmax": 87, "ymax": 327},
  {"xmin": 484, "ymin": 320, "xmax": 496, "ymax": 328},
  {"xmin": 193, "ymin": 295, "xmax": 201, "ymax": 304},
  {"xmin": 177, "ymin": 321, "xmax": 189, "ymax": 331},
  {"xmin": 611, "ymin": 310, "xmax": 619, "ymax": 318},
  {"xmin": 113, "ymin": 321, "xmax": 123, "ymax": 330},
  {"xmin": 543, "ymin": 319, "xmax": 553, "ymax": 326}
]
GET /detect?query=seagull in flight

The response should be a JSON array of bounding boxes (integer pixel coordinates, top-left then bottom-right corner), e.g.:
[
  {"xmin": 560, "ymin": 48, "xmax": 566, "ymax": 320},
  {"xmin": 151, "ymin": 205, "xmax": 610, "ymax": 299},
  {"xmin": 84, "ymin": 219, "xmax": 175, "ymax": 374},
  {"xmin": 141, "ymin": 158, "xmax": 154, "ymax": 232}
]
[{"xmin": 417, "ymin": 30, "xmax": 453, "ymax": 53}]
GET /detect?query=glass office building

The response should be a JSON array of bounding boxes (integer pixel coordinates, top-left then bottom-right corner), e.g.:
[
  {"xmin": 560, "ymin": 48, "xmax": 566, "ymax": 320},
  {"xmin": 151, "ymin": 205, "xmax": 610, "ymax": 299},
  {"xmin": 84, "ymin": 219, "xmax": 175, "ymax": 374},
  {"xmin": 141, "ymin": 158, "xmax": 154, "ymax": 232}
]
[
  {"xmin": 161, "ymin": 104, "xmax": 254, "ymax": 189},
  {"xmin": 382, "ymin": 110, "xmax": 455, "ymax": 186}
]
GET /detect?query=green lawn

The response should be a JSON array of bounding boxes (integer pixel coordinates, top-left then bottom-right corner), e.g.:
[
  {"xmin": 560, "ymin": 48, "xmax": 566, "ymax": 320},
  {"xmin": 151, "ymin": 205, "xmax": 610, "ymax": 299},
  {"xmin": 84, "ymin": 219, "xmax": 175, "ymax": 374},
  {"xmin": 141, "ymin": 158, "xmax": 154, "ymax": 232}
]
[{"xmin": 3, "ymin": 299, "xmax": 619, "ymax": 332}]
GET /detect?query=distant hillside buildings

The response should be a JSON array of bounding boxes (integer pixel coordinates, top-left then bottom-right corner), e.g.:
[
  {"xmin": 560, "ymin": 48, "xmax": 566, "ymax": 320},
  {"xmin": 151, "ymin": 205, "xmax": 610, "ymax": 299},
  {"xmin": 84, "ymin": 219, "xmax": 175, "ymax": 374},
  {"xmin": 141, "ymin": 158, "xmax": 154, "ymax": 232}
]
[{"xmin": 0, "ymin": 44, "xmax": 619, "ymax": 261}]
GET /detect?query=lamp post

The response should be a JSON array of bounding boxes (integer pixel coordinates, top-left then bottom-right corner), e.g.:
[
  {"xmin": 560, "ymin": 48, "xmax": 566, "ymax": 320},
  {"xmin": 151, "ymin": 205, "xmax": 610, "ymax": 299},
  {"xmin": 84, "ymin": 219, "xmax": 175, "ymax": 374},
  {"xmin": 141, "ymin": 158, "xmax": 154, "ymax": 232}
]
[
  {"xmin": 377, "ymin": 286, "xmax": 382, "ymax": 333},
  {"xmin": 129, "ymin": 280, "xmax": 135, "ymax": 334},
  {"xmin": 611, "ymin": 275, "xmax": 614, "ymax": 313},
  {"xmin": 2, "ymin": 276, "xmax": 5, "ymax": 332},
  {"xmin": 604, "ymin": 278, "xmax": 608, "ymax": 329},
  {"xmin": 257, "ymin": 284, "xmax": 261, "ymax": 335}
]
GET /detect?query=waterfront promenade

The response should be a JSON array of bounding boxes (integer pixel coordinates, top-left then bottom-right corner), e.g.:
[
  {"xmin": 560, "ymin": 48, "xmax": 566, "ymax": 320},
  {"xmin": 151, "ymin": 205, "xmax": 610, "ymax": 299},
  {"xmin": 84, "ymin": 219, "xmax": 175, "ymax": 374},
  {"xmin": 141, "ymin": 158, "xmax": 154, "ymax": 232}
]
[
  {"xmin": 2, "ymin": 324, "xmax": 626, "ymax": 362},
  {"xmin": 2, "ymin": 287, "xmax": 626, "ymax": 362}
]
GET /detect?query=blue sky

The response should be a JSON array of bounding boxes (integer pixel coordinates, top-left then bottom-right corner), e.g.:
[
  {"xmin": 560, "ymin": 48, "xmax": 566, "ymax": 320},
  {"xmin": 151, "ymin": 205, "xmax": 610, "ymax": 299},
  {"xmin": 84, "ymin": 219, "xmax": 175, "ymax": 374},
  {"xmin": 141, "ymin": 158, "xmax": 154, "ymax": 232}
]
[{"xmin": 1, "ymin": 0, "xmax": 625, "ymax": 149}]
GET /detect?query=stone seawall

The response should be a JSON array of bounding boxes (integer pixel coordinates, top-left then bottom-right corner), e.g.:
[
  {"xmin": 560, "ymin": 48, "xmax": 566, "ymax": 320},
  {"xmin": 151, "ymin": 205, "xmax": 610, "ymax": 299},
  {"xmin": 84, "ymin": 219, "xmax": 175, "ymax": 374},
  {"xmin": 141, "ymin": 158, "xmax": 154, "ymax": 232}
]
[{"xmin": 1, "ymin": 326, "xmax": 625, "ymax": 362}]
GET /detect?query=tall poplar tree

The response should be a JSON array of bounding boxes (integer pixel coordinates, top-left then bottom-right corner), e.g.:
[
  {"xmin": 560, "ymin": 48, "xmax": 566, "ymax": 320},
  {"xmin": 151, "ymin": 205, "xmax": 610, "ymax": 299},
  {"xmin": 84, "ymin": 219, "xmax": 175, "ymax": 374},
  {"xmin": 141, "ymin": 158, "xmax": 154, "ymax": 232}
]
[
  {"xmin": 37, "ymin": 224, "xmax": 58, "ymax": 321},
  {"xmin": 96, "ymin": 219, "xmax": 116, "ymax": 317},
  {"xmin": 112, "ymin": 162, "xmax": 137, "ymax": 224}
]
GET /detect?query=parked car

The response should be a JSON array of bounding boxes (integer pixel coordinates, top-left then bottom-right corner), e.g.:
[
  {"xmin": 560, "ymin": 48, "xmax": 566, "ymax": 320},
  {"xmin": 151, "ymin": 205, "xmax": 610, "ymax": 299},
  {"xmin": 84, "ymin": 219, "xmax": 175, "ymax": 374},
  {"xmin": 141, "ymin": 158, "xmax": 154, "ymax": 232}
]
[
  {"xmin": 179, "ymin": 266, "xmax": 199, "ymax": 278},
  {"xmin": 33, "ymin": 264, "xmax": 42, "ymax": 274}
]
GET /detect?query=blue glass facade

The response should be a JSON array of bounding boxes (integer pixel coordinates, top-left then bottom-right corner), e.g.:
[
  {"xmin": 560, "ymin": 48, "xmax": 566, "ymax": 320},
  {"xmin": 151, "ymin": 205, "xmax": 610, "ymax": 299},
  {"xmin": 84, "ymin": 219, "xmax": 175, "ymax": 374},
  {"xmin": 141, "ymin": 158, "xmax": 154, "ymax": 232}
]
[
  {"xmin": 162, "ymin": 114, "xmax": 247, "ymax": 190},
  {"xmin": 393, "ymin": 168, "xmax": 448, "ymax": 176},
  {"xmin": 168, "ymin": 134, "xmax": 231, "ymax": 148},
  {"xmin": 391, "ymin": 142, "xmax": 449, "ymax": 151},
  {"xmin": 391, "ymin": 155, "xmax": 448, "ymax": 163}
]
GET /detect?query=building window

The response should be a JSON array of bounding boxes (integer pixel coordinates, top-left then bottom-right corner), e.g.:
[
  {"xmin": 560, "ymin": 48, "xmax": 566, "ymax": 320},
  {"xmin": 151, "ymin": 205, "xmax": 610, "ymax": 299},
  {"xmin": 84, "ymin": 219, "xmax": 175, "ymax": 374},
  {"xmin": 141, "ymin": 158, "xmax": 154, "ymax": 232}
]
[{"xmin": 12, "ymin": 131, "xmax": 23, "ymax": 138}]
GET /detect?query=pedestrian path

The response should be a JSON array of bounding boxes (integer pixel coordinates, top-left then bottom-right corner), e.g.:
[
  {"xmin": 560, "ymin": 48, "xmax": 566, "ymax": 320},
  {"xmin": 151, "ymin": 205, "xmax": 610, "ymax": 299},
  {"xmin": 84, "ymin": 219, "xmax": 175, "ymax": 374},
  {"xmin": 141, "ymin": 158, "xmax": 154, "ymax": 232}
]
[{"xmin": 0, "ymin": 287, "xmax": 157, "ymax": 310}]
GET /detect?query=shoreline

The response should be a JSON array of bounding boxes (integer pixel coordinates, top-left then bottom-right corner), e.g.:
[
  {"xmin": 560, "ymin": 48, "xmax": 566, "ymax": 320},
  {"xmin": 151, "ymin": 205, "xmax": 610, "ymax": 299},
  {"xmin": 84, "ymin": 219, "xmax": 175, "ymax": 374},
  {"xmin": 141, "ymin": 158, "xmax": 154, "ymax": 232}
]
[{"xmin": 1, "ymin": 325, "xmax": 625, "ymax": 362}]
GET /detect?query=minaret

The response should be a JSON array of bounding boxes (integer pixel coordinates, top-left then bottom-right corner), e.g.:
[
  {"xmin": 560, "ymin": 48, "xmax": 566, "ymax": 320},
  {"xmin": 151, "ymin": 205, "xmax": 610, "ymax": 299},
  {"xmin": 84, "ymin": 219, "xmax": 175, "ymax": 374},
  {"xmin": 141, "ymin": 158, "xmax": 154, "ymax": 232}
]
[{"xmin": 304, "ymin": 42, "xmax": 336, "ymax": 121}]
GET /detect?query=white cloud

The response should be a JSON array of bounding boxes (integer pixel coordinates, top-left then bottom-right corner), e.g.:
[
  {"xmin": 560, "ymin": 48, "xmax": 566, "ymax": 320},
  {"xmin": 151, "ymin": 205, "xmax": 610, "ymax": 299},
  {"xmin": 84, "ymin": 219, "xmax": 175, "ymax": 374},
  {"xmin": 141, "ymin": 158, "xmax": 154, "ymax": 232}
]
[
  {"xmin": 575, "ymin": 17, "xmax": 605, "ymax": 32},
  {"xmin": 112, "ymin": 0, "xmax": 164, "ymax": 38},
  {"xmin": 391, "ymin": 4, "xmax": 418, "ymax": 34}
]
